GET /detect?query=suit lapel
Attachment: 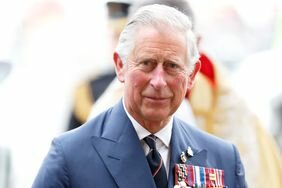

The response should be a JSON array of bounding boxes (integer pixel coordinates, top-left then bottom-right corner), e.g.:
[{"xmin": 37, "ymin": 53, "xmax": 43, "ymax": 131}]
[
  {"xmin": 91, "ymin": 101, "xmax": 155, "ymax": 188},
  {"xmin": 168, "ymin": 118, "xmax": 208, "ymax": 187}
]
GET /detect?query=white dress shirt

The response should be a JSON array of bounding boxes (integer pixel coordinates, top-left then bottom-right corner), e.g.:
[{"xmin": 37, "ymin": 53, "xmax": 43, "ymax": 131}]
[{"xmin": 122, "ymin": 99, "xmax": 173, "ymax": 175}]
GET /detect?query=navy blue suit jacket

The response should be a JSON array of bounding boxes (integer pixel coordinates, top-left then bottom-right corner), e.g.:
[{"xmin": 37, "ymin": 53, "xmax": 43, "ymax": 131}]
[{"xmin": 32, "ymin": 100, "xmax": 247, "ymax": 188}]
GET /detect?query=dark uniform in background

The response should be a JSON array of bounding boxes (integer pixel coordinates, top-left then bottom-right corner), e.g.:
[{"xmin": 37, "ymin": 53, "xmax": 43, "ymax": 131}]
[
  {"xmin": 68, "ymin": 72, "xmax": 116, "ymax": 130},
  {"xmin": 67, "ymin": 0, "xmax": 131, "ymax": 130}
]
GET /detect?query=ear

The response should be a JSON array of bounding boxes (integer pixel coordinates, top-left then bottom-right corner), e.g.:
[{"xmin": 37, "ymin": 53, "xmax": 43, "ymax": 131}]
[
  {"xmin": 187, "ymin": 60, "xmax": 201, "ymax": 90},
  {"xmin": 113, "ymin": 52, "xmax": 125, "ymax": 83}
]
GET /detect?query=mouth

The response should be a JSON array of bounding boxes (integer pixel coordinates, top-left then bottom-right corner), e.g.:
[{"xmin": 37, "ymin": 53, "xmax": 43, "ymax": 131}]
[
  {"xmin": 144, "ymin": 96, "xmax": 170, "ymax": 104},
  {"xmin": 146, "ymin": 96, "xmax": 167, "ymax": 100}
]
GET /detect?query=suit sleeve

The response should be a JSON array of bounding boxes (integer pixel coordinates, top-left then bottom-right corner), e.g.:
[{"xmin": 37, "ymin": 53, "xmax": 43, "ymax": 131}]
[
  {"xmin": 32, "ymin": 138, "xmax": 70, "ymax": 188},
  {"xmin": 232, "ymin": 144, "xmax": 248, "ymax": 188}
]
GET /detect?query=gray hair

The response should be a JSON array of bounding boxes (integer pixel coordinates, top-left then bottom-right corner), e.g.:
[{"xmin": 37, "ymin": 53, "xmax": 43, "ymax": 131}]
[
  {"xmin": 129, "ymin": 0, "xmax": 195, "ymax": 30},
  {"xmin": 115, "ymin": 4, "xmax": 200, "ymax": 70}
]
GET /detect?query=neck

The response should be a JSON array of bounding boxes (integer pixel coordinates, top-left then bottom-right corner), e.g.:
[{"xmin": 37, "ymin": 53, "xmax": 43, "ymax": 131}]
[
  {"xmin": 136, "ymin": 117, "xmax": 171, "ymax": 134},
  {"xmin": 122, "ymin": 98, "xmax": 171, "ymax": 134}
]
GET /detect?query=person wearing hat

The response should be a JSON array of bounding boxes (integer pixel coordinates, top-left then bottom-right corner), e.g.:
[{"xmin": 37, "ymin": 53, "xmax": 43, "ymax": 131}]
[{"xmin": 67, "ymin": 0, "xmax": 133, "ymax": 131}]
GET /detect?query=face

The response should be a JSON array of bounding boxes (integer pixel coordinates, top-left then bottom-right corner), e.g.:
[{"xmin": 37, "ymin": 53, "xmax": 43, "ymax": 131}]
[{"xmin": 114, "ymin": 26, "xmax": 198, "ymax": 131}]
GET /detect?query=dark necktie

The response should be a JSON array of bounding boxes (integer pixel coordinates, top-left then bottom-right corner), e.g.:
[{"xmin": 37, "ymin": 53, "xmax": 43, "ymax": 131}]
[{"xmin": 143, "ymin": 135, "xmax": 168, "ymax": 188}]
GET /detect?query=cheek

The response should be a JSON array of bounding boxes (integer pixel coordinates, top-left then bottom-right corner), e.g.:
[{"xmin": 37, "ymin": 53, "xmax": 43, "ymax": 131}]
[
  {"xmin": 169, "ymin": 77, "xmax": 188, "ymax": 100},
  {"xmin": 126, "ymin": 71, "xmax": 148, "ymax": 91},
  {"xmin": 172, "ymin": 75, "xmax": 188, "ymax": 91}
]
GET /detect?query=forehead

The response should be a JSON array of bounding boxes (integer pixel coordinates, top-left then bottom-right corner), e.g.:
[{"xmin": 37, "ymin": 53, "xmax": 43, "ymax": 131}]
[{"xmin": 132, "ymin": 26, "xmax": 187, "ymax": 59}]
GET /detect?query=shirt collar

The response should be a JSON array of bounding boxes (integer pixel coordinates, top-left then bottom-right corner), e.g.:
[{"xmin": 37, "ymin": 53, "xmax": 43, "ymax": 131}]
[{"xmin": 122, "ymin": 98, "xmax": 173, "ymax": 148}]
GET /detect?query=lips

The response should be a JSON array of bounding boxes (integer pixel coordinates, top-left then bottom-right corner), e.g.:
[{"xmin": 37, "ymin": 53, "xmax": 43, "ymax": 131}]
[
  {"xmin": 142, "ymin": 89, "xmax": 172, "ymax": 104},
  {"xmin": 143, "ymin": 96, "xmax": 171, "ymax": 104},
  {"xmin": 146, "ymin": 96, "xmax": 168, "ymax": 100}
]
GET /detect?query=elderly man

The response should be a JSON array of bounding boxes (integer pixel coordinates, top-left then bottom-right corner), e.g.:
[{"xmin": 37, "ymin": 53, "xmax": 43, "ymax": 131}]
[
  {"xmin": 88, "ymin": 1, "xmax": 282, "ymax": 187},
  {"xmin": 32, "ymin": 5, "xmax": 247, "ymax": 188}
]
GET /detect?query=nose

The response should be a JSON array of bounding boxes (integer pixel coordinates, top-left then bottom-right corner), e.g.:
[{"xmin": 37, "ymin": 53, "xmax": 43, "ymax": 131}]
[{"xmin": 150, "ymin": 64, "xmax": 167, "ymax": 90}]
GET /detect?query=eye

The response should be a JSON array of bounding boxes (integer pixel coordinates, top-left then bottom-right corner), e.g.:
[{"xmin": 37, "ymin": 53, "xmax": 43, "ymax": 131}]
[
  {"xmin": 167, "ymin": 63, "xmax": 179, "ymax": 69},
  {"xmin": 141, "ymin": 60, "xmax": 151, "ymax": 66},
  {"xmin": 138, "ymin": 59, "xmax": 156, "ymax": 72},
  {"xmin": 164, "ymin": 62, "xmax": 182, "ymax": 74}
]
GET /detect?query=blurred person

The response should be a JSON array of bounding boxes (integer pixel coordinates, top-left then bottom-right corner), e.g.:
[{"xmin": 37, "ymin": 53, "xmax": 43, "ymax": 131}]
[
  {"xmin": 0, "ymin": 146, "xmax": 12, "ymax": 188},
  {"xmin": 272, "ymin": 95, "xmax": 282, "ymax": 150},
  {"xmin": 86, "ymin": 0, "xmax": 282, "ymax": 187},
  {"xmin": 232, "ymin": 3, "xmax": 282, "ymax": 150},
  {"xmin": 0, "ymin": 61, "xmax": 12, "ymax": 83},
  {"xmin": 231, "ymin": 45, "xmax": 282, "ymax": 187},
  {"xmin": 0, "ymin": 1, "xmax": 95, "ymax": 187},
  {"xmin": 0, "ymin": 60, "xmax": 14, "ymax": 188},
  {"xmin": 32, "ymin": 5, "xmax": 247, "ymax": 187},
  {"xmin": 67, "ymin": 0, "xmax": 132, "ymax": 130}
]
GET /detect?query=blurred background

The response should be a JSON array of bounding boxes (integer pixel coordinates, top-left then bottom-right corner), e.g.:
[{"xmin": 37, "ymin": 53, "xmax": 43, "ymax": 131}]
[{"xmin": 0, "ymin": 0, "xmax": 281, "ymax": 187}]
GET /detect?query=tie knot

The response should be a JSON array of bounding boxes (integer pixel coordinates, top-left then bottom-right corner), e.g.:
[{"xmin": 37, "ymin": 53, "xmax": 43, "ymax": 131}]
[{"xmin": 143, "ymin": 135, "xmax": 157, "ymax": 150}]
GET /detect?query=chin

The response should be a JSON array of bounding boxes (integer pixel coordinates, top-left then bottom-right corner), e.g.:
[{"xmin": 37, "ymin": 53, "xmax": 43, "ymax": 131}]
[{"xmin": 143, "ymin": 111, "xmax": 170, "ymax": 121}]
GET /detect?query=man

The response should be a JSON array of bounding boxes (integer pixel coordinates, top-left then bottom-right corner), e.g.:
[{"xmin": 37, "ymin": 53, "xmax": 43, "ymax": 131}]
[
  {"xmin": 88, "ymin": 1, "xmax": 282, "ymax": 187},
  {"xmin": 33, "ymin": 5, "xmax": 246, "ymax": 187}
]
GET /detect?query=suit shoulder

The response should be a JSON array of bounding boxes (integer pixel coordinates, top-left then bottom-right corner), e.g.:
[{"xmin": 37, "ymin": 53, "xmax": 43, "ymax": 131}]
[
  {"xmin": 57, "ymin": 107, "xmax": 114, "ymax": 146},
  {"xmin": 175, "ymin": 118, "xmax": 234, "ymax": 151}
]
